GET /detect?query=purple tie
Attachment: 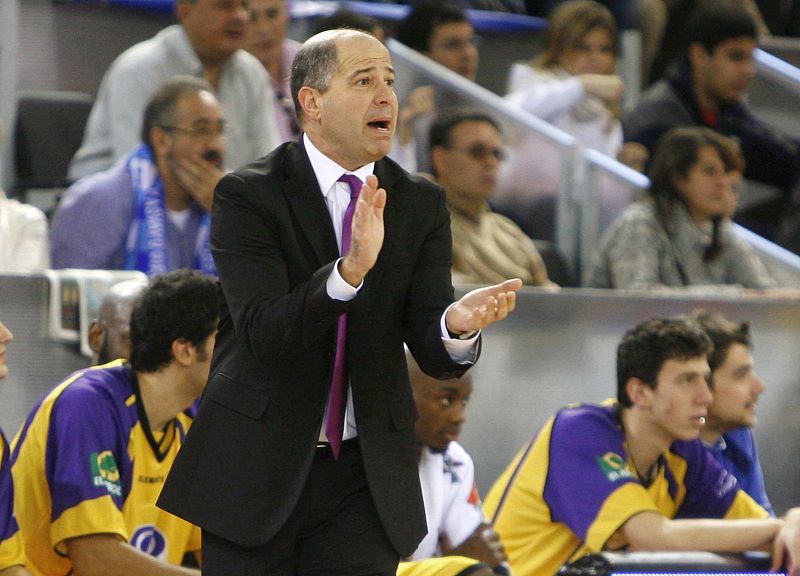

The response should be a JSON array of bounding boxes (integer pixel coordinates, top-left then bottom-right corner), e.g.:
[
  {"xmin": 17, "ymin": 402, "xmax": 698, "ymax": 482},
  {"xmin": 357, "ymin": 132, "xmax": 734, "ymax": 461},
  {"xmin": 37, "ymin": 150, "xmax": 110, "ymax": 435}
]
[{"xmin": 326, "ymin": 174, "xmax": 362, "ymax": 458}]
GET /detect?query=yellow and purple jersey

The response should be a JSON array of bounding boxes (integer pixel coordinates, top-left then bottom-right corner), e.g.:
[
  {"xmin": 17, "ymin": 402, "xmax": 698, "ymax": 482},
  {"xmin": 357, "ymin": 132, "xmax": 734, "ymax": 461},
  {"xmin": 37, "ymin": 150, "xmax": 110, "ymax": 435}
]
[
  {"xmin": 0, "ymin": 428, "xmax": 25, "ymax": 570},
  {"xmin": 483, "ymin": 401, "xmax": 768, "ymax": 575},
  {"xmin": 10, "ymin": 362, "xmax": 200, "ymax": 576}
]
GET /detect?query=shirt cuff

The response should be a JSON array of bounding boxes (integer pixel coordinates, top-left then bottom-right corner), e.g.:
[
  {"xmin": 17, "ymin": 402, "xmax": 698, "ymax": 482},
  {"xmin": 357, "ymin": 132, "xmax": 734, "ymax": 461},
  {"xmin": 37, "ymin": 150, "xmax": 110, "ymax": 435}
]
[
  {"xmin": 327, "ymin": 257, "xmax": 362, "ymax": 301},
  {"xmin": 440, "ymin": 303, "xmax": 480, "ymax": 364}
]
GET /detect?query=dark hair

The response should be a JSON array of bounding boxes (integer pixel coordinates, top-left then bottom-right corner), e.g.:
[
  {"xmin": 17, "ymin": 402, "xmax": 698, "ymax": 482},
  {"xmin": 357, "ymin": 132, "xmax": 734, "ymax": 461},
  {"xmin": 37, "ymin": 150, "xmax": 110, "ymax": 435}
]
[
  {"xmin": 129, "ymin": 269, "xmax": 219, "ymax": 373},
  {"xmin": 396, "ymin": 0, "xmax": 469, "ymax": 52},
  {"xmin": 690, "ymin": 309, "xmax": 751, "ymax": 380},
  {"xmin": 535, "ymin": 0, "xmax": 617, "ymax": 70},
  {"xmin": 290, "ymin": 31, "xmax": 342, "ymax": 123},
  {"xmin": 647, "ymin": 126, "xmax": 744, "ymax": 261},
  {"xmin": 141, "ymin": 76, "xmax": 214, "ymax": 150},
  {"xmin": 313, "ymin": 8, "xmax": 386, "ymax": 39},
  {"xmin": 686, "ymin": 1, "xmax": 757, "ymax": 58},
  {"xmin": 617, "ymin": 317, "xmax": 712, "ymax": 407},
  {"xmin": 429, "ymin": 109, "xmax": 502, "ymax": 149}
]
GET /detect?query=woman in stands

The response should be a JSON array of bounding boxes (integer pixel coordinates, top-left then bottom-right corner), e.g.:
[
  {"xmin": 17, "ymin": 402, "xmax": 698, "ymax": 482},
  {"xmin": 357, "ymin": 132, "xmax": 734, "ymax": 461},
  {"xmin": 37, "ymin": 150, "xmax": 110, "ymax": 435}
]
[
  {"xmin": 505, "ymin": 0, "xmax": 645, "ymax": 169},
  {"xmin": 586, "ymin": 126, "xmax": 777, "ymax": 292}
]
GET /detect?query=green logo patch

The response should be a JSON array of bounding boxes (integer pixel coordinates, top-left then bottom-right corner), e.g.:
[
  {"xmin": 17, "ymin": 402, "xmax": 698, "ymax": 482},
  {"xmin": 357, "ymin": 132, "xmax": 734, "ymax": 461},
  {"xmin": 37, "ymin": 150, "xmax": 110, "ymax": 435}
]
[
  {"xmin": 595, "ymin": 452, "xmax": 633, "ymax": 482},
  {"xmin": 90, "ymin": 451, "xmax": 122, "ymax": 497}
]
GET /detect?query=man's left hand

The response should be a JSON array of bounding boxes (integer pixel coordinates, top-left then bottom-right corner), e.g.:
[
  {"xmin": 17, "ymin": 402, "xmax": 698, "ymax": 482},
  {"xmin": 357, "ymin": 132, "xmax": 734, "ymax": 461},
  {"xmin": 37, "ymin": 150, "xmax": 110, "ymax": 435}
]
[{"xmin": 445, "ymin": 278, "xmax": 523, "ymax": 337}]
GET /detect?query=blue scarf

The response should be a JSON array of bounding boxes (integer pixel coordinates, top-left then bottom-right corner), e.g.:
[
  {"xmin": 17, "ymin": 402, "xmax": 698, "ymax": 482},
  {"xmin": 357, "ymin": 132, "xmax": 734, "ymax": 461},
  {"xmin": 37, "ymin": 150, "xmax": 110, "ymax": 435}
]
[{"xmin": 124, "ymin": 144, "xmax": 216, "ymax": 276}]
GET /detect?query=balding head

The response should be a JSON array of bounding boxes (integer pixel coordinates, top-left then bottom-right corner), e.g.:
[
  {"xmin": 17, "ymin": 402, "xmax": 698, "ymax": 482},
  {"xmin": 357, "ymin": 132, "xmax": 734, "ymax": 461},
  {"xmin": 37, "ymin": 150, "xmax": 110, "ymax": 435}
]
[{"xmin": 90, "ymin": 279, "xmax": 148, "ymax": 365}]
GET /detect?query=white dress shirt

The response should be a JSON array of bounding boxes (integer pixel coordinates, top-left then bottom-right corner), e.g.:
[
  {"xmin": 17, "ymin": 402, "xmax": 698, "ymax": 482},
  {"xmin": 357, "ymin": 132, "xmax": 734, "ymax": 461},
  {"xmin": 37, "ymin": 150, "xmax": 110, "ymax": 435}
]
[{"xmin": 303, "ymin": 134, "xmax": 478, "ymax": 441}]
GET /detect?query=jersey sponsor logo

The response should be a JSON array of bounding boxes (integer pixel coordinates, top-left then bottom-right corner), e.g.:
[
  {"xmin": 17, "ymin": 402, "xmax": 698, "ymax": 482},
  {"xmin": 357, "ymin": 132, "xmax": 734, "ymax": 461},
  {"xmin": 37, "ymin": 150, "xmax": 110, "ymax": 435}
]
[
  {"xmin": 90, "ymin": 451, "xmax": 122, "ymax": 497},
  {"xmin": 596, "ymin": 452, "xmax": 633, "ymax": 482},
  {"xmin": 131, "ymin": 525, "xmax": 167, "ymax": 560}
]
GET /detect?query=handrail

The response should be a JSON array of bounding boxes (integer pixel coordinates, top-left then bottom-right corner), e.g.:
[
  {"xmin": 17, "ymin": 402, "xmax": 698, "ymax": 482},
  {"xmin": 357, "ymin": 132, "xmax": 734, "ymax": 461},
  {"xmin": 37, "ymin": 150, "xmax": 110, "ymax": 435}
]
[
  {"xmin": 583, "ymin": 148, "xmax": 650, "ymax": 189},
  {"xmin": 733, "ymin": 222, "xmax": 800, "ymax": 269},
  {"xmin": 754, "ymin": 48, "xmax": 800, "ymax": 97},
  {"xmin": 387, "ymin": 39, "xmax": 576, "ymax": 148}
]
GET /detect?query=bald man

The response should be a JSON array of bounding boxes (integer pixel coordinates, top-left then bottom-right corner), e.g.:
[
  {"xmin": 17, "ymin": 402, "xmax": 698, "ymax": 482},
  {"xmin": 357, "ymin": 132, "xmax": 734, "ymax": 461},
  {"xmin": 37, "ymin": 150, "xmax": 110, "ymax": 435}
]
[{"xmin": 89, "ymin": 279, "xmax": 148, "ymax": 365}]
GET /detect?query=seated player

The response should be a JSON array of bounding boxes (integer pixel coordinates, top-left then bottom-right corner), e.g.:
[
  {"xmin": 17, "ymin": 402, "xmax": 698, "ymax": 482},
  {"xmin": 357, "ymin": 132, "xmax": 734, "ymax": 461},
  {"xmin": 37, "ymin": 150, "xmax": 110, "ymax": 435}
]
[
  {"xmin": 692, "ymin": 309, "xmax": 774, "ymax": 515},
  {"xmin": 88, "ymin": 279, "xmax": 148, "ymax": 365},
  {"xmin": 0, "ymin": 320, "xmax": 32, "ymax": 576},
  {"xmin": 398, "ymin": 351, "xmax": 509, "ymax": 576},
  {"xmin": 11, "ymin": 270, "xmax": 218, "ymax": 576},
  {"xmin": 483, "ymin": 317, "xmax": 800, "ymax": 575}
]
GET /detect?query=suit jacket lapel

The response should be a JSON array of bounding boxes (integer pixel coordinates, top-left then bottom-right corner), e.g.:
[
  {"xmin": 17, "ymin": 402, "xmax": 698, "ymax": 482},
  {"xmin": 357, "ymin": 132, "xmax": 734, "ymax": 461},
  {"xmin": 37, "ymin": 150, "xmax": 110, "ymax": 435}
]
[{"xmin": 282, "ymin": 141, "xmax": 340, "ymax": 266}]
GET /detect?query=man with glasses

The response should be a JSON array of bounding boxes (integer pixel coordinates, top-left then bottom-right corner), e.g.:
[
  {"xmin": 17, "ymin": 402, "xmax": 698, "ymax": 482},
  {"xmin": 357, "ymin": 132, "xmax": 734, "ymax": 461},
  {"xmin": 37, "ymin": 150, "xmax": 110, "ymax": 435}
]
[
  {"xmin": 397, "ymin": 1, "xmax": 480, "ymax": 82},
  {"xmin": 51, "ymin": 77, "xmax": 224, "ymax": 275},
  {"xmin": 430, "ymin": 110, "xmax": 554, "ymax": 286},
  {"xmin": 396, "ymin": 1, "xmax": 481, "ymax": 173},
  {"xmin": 69, "ymin": 0, "xmax": 278, "ymax": 180}
]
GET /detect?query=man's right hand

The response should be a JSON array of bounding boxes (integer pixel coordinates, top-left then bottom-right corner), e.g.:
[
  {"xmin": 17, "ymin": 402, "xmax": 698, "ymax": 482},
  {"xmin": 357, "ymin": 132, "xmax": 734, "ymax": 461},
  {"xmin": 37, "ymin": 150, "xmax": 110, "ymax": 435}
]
[{"xmin": 339, "ymin": 174, "xmax": 386, "ymax": 287}]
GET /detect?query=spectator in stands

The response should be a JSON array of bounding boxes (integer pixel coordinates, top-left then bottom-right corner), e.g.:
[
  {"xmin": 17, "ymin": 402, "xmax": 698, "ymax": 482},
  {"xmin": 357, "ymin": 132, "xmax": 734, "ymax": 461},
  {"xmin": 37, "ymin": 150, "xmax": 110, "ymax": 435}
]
[
  {"xmin": 397, "ymin": 350, "xmax": 508, "ymax": 576},
  {"xmin": 586, "ymin": 127, "xmax": 777, "ymax": 292},
  {"xmin": 505, "ymin": 0, "xmax": 647, "ymax": 170},
  {"xmin": 51, "ymin": 77, "xmax": 224, "ymax": 276},
  {"xmin": 483, "ymin": 316, "xmax": 800, "ymax": 575},
  {"xmin": 648, "ymin": 0, "xmax": 770, "ymax": 86},
  {"xmin": 430, "ymin": 110, "xmax": 554, "ymax": 287},
  {"xmin": 397, "ymin": 1, "xmax": 479, "ymax": 82},
  {"xmin": 11, "ymin": 270, "xmax": 218, "ymax": 576},
  {"xmin": 624, "ymin": 2, "xmax": 800, "ymax": 242},
  {"xmin": 0, "ymin": 190, "xmax": 49, "ymax": 273},
  {"xmin": 0, "ymin": 320, "xmax": 32, "ymax": 576},
  {"xmin": 396, "ymin": 1, "xmax": 479, "ymax": 173},
  {"xmin": 313, "ymin": 8, "xmax": 388, "ymax": 43},
  {"xmin": 69, "ymin": 0, "xmax": 278, "ymax": 180},
  {"xmin": 244, "ymin": 0, "xmax": 301, "ymax": 143},
  {"xmin": 89, "ymin": 279, "xmax": 148, "ymax": 365},
  {"xmin": 691, "ymin": 309, "xmax": 774, "ymax": 515}
]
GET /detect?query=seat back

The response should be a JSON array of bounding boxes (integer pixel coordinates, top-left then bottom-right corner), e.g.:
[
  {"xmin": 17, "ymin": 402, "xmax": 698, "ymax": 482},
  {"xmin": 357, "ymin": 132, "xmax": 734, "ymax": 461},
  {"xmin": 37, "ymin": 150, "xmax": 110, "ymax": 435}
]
[{"xmin": 13, "ymin": 90, "xmax": 94, "ymax": 196}]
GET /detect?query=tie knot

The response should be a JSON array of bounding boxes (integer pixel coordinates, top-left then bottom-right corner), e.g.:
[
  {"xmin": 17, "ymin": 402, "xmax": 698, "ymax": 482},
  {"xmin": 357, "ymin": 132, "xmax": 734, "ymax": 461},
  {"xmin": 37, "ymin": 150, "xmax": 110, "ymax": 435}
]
[{"xmin": 338, "ymin": 174, "xmax": 363, "ymax": 200}]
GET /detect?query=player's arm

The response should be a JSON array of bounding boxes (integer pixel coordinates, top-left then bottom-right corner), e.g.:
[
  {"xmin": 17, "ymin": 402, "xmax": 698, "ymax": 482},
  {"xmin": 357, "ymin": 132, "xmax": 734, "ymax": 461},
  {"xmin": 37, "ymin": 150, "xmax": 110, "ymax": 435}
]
[
  {"xmin": 620, "ymin": 510, "xmax": 783, "ymax": 552},
  {"xmin": 66, "ymin": 534, "xmax": 200, "ymax": 576},
  {"xmin": 0, "ymin": 566, "xmax": 33, "ymax": 575}
]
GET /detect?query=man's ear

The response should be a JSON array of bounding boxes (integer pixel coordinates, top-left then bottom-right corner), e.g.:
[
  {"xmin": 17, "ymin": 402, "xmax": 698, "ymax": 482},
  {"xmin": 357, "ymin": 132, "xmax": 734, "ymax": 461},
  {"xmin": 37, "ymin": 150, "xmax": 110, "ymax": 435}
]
[
  {"xmin": 171, "ymin": 338, "xmax": 194, "ymax": 367},
  {"xmin": 149, "ymin": 127, "xmax": 171, "ymax": 161},
  {"xmin": 688, "ymin": 42, "xmax": 709, "ymax": 71},
  {"xmin": 88, "ymin": 320, "xmax": 104, "ymax": 355},
  {"xmin": 430, "ymin": 146, "xmax": 445, "ymax": 178},
  {"xmin": 626, "ymin": 377, "xmax": 652, "ymax": 408},
  {"xmin": 297, "ymin": 87, "xmax": 321, "ymax": 123},
  {"xmin": 175, "ymin": 0, "xmax": 191, "ymax": 22}
]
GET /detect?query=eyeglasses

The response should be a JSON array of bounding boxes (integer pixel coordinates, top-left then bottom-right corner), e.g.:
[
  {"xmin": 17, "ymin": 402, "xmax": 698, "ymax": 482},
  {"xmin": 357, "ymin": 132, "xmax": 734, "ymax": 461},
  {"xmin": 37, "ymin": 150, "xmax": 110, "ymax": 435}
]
[
  {"xmin": 432, "ymin": 35, "xmax": 481, "ymax": 53},
  {"xmin": 160, "ymin": 120, "xmax": 229, "ymax": 141},
  {"xmin": 446, "ymin": 143, "xmax": 507, "ymax": 162}
]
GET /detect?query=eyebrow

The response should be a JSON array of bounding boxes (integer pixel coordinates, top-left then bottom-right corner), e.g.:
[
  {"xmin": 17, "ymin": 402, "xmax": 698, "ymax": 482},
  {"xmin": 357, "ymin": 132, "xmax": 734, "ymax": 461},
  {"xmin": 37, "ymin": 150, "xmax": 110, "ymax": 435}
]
[{"xmin": 350, "ymin": 65, "xmax": 395, "ymax": 78}]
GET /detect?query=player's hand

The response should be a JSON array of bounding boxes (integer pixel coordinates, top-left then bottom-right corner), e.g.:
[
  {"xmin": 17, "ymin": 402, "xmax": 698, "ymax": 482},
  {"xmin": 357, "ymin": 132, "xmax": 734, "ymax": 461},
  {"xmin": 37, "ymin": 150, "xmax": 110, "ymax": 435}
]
[
  {"xmin": 441, "ymin": 522, "xmax": 508, "ymax": 568},
  {"xmin": 445, "ymin": 279, "xmax": 522, "ymax": 337},
  {"xmin": 173, "ymin": 155, "xmax": 225, "ymax": 213},
  {"xmin": 339, "ymin": 174, "xmax": 386, "ymax": 287},
  {"xmin": 773, "ymin": 507, "xmax": 800, "ymax": 575}
]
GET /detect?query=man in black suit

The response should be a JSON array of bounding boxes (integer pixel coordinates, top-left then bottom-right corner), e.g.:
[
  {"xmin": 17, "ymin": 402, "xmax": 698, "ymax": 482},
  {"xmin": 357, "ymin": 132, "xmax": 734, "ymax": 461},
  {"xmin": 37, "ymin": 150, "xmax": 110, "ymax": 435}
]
[{"xmin": 158, "ymin": 29, "xmax": 522, "ymax": 575}]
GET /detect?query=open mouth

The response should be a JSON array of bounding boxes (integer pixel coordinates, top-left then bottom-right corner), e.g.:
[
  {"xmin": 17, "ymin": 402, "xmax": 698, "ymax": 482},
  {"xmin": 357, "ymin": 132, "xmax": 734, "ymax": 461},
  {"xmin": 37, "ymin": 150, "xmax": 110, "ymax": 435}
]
[{"xmin": 367, "ymin": 120, "xmax": 392, "ymax": 133}]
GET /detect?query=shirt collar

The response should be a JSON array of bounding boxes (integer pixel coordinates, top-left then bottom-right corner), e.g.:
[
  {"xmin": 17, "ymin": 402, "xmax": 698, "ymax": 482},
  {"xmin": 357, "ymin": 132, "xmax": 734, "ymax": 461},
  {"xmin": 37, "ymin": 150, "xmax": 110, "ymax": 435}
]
[
  {"xmin": 169, "ymin": 26, "xmax": 205, "ymax": 75},
  {"xmin": 303, "ymin": 134, "xmax": 375, "ymax": 199}
]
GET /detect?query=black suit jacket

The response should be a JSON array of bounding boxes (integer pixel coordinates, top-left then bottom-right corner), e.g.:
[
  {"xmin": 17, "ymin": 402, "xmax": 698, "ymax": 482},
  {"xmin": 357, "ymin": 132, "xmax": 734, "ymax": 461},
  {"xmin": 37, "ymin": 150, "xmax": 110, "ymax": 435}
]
[{"xmin": 158, "ymin": 140, "xmax": 473, "ymax": 555}]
